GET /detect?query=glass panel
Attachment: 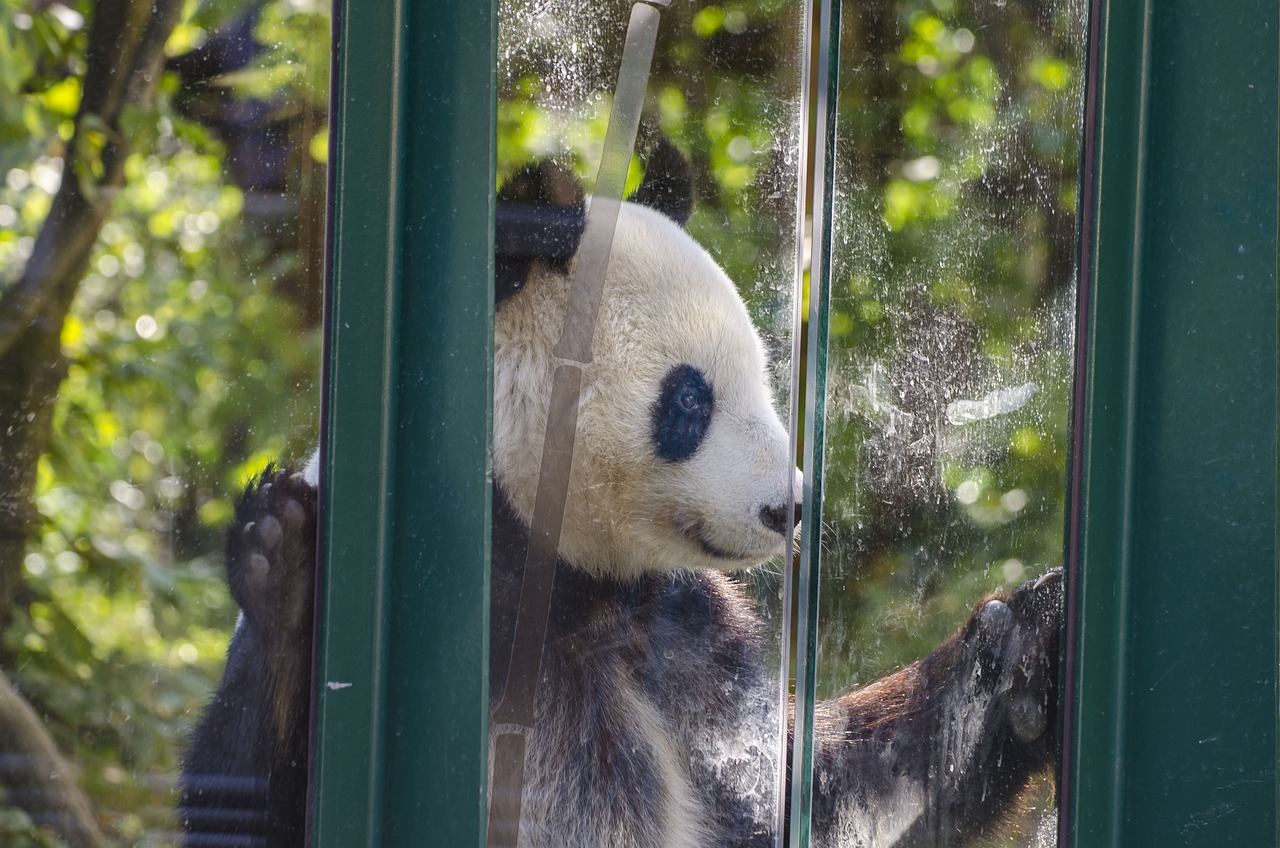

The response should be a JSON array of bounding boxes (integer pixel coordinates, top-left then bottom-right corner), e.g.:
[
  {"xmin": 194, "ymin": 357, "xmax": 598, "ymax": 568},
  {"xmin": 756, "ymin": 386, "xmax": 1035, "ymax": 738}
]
[
  {"xmin": 491, "ymin": 1, "xmax": 808, "ymax": 844},
  {"xmin": 801, "ymin": 0, "xmax": 1086, "ymax": 844},
  {"xmin": 0, "ymin": 0, "xmax": 328, "ymax": 843}
]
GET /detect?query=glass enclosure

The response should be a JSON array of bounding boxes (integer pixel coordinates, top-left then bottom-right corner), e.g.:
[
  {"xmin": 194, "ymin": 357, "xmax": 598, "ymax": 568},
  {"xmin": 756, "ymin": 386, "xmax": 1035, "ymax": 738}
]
[
  {"xmin": 490, "ymin": 0, "xmax": 1085, "ymax": 844},
  {"xmin": 491, "ymin": 0, "xmax": 808, "ymax": 842},
  {"xmin": 801, "ymin": 0, "xmax": 1086, "ymax": 843},
  {"xmin": 0, "ymin": 0, "xmax": 327, "ymax": 843},
  {"xmin": 0, "ymin": 0, "xmax": 1096, "ymax": 843}
]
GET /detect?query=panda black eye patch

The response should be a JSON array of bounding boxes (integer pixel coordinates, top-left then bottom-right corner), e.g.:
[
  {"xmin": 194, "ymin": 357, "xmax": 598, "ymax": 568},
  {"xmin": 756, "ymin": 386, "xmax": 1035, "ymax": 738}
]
[{"xmin": 652, "ymin": 364, "xmax": 714, "ymax": 462}]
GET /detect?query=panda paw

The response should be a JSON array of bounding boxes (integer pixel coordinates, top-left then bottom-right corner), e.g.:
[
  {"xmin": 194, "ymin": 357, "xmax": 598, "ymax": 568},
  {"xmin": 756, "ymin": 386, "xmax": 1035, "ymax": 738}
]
[
  {"xmin": 226, "ymin": 465, "xmax": 318, "ymax": 641},
  {"xmin": 965, "ymin": 567, "xmax": 1063, "ymax": 745}
]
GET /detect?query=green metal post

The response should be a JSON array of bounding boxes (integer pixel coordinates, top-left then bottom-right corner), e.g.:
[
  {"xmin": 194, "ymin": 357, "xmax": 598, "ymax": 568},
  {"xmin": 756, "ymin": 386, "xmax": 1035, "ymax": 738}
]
[
  {"xmin": 313, "ymin": 0, "xmax": 495, "ymax": 845},
  {"xmin": 1067, "ymin": 1, "xmax": 1278, "ymax": 845}
]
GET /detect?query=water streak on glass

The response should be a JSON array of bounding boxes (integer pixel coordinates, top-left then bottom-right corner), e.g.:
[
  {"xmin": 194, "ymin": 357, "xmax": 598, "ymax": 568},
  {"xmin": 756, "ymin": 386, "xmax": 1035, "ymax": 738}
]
[{"xmin": 488, "ymin": 7, "xmax": 664, "ymax": 844}]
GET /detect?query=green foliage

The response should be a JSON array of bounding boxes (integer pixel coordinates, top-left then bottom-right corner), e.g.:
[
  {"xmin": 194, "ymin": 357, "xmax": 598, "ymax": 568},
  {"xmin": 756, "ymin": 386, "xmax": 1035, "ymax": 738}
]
[
  {"xmin": 0, "ymin": 0, "xmax": 88, "ymax": 174},
  {"xmin": 814, "ymin": 0, "xmax": 1084, "ymax": 702},
  {"xmin": 0, "ymin": 0, "xmax": 325, "ymax": 840},
  {"xmin": 0, "ymin": 808, "xmax": 69, "ymax": 848},
  {"xmin": 227, "ymin": 0, "xmax": 331, "ymax": 108}
]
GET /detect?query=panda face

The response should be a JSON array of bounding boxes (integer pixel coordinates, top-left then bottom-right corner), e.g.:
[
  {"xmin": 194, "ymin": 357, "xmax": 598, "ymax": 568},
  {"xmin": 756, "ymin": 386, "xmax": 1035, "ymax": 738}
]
[{"xmin": 494, "ymin": 201, "xmax": 801, "ymax": 578}]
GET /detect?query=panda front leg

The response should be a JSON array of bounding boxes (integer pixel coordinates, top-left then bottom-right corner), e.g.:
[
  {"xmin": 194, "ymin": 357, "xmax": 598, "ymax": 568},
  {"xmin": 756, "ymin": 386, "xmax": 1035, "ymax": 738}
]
[
  {"xmin": 809, "ymin": 570, "xmax": 1062, "ymax": 848},
  {"xmin": 179, "ymin": 466, "xmax": 318, "ymax": 848}
]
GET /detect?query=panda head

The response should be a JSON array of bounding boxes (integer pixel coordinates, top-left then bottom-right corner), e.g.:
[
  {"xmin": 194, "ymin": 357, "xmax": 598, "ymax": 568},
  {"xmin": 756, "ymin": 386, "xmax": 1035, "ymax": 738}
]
[{"xmin": 494, "ymin": 141, "xmax": 802, "ymax": 579}]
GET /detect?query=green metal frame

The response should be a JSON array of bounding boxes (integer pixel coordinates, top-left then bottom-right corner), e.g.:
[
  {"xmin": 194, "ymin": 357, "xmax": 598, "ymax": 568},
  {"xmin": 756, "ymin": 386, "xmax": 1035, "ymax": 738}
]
[
  {"xmin": 1065, "ymin": 0, "xmax": 1278, "ymax": 845},
  {"xmin": 312, "ymin": 0, "xmax": 1279, "ymax": 843},
  {"xmin": 314, "ymin": 0, "xmax": 495, "ymax": 844}
]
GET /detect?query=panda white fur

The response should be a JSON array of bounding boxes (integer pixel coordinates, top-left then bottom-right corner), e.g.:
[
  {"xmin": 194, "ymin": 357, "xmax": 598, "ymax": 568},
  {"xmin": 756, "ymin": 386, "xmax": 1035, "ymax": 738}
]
[
  {"xmin": 179, "ymin": 142, "xmax": 1061, "ymax": 848},
  {"xmin": 495, "ymin": 204, "xmax": 799, "ymax": 578}
]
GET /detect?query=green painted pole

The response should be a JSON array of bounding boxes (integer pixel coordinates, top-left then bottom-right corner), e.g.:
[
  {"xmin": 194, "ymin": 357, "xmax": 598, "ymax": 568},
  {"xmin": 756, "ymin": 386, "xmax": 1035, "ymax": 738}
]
[
  {"xmin": 314, "ymin": 0, "xmax": 495, "ymax": 845},
  {"xmin": 1067, "ymin": 1, "xmax": 1277, "ymax": 845}
]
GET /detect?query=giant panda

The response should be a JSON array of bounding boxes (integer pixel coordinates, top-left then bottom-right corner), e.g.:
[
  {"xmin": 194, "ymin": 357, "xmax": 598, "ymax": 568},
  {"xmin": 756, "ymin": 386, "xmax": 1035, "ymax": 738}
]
[{"xmin": 179, "ymin": 140, "xmax": 1062, "ymax": 847}]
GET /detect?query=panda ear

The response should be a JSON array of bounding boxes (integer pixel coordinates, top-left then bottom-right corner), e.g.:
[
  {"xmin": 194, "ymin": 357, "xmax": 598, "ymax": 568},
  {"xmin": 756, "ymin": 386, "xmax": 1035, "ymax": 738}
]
[
  {"xmin": 495, "ymin": 161, "xmax": 586, "ymax": 307},
  {"xmin": 629, "ymin": 136, "xmax": 695, "ymax": 228}
]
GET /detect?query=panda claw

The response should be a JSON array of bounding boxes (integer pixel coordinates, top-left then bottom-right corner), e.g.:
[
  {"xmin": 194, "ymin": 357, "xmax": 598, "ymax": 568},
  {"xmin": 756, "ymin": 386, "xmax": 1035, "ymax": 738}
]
[{"xmin": 1033, "ymin": 567, "xmax": 1062, "ymax": 590}]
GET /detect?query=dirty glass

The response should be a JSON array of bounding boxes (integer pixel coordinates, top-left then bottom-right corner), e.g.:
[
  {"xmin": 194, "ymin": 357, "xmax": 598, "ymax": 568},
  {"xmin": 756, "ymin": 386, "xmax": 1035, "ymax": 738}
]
[
  {"xmin": 798, "ymin": 0, "xmax": 1086, "ymax": 845},
  {"xmin": 491, "ymin": 0, "xmax": 808, "ymax": 844},
  {"xmin": 0, "ymin": 0, "xmax": 327, "ymax": 844}
]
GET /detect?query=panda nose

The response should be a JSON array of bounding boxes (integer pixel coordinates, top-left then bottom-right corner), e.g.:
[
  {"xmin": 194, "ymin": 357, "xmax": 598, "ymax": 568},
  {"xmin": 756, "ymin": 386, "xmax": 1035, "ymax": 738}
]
[{"xmin": 759, "ymin": 500, "xmax": 803, "ymax": 536}]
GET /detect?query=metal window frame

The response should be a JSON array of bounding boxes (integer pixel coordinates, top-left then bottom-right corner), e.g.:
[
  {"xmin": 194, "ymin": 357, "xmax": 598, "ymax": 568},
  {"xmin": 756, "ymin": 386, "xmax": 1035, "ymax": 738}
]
[{"xmin": 314, "ymin": 0, "xmax": 1279, "ymax": 844}]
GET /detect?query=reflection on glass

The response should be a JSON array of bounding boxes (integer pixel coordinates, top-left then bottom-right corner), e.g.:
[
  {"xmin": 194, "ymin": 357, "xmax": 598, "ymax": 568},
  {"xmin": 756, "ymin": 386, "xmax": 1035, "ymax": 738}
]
[
  {"xmin": 805, "ymin": 0, "xmax": 1086, "ymax": 844},
  {"xmin": 492, "ymin": 0, "xmax": 807, "ymax": 843},
  {"xmin": 0, "ymin": 0, "xmax": 326, "ymax": 843}
]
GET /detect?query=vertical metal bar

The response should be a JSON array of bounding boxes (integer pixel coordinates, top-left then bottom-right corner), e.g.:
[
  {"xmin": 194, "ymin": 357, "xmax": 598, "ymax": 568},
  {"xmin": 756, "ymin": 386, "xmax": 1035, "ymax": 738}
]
[
  {"xmin": 312, "ymin": 0, "xmax": 407, "ymax": 841},
  {"xmin": 777, "ymin": 0, "xmax": 815, "ymax": 841},
  {"xmin": 383, "ymin": 0, "xmax": 496, "ymax": 842},
  {"xmin": 1063, "ymin": 1, "xmax": 1151, "ymax": 843},
  {"xmin": 1067, "ymin": 0, "xmax": 1278, "ymax": 843},
  {"xmin": 1055, "ymin": 0, "xmax": 1104, "ymax": 837},
  {"xmin": 315, "ymin": 0, "xmax": 496, "ymax": 844}
]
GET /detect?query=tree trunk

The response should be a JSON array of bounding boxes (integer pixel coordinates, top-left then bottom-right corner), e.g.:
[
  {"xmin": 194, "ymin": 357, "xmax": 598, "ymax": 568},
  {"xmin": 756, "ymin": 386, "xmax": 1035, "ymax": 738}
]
[{"xmin": 0, "ymin": 0, "xmax": 182, "ymax": 614}]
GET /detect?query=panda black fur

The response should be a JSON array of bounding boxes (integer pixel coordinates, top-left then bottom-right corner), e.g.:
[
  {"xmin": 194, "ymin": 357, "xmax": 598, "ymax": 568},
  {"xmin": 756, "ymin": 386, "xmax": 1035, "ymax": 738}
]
[{"xmin": 179, "ymin": 142, "xmax": 1061, "ymax": 847}]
